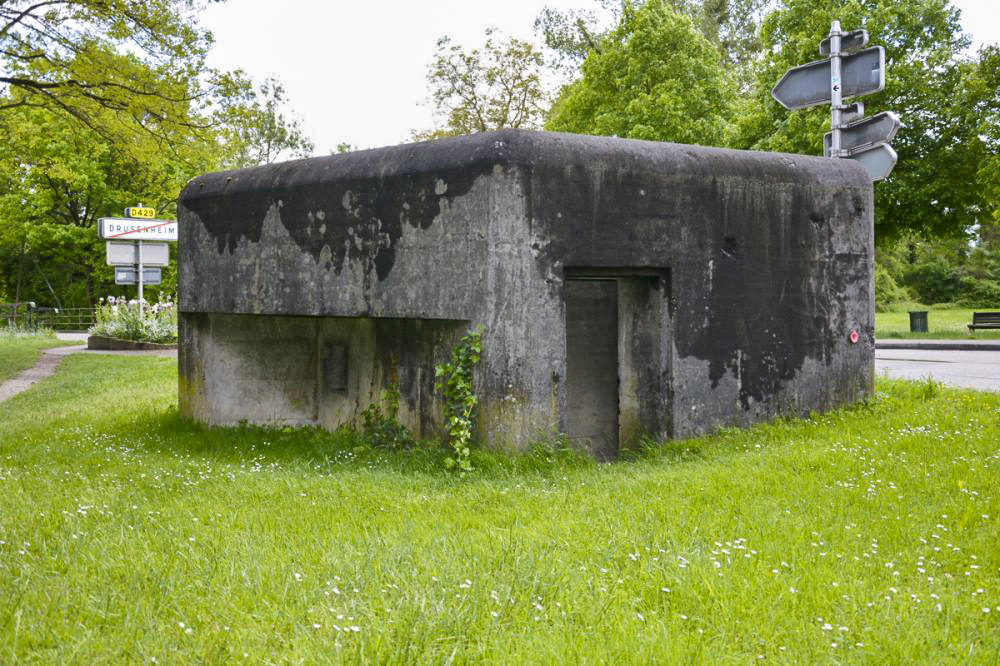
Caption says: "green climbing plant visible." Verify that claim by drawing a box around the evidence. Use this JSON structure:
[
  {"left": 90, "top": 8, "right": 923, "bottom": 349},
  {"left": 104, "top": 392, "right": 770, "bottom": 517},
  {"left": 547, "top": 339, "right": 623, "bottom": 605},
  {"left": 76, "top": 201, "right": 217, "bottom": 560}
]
[
  {"left": 360, "top": 380, "right": 414, "bottom": 450},
  {"left": 435, "top": 328, "right": 482, "bottom": 473}
]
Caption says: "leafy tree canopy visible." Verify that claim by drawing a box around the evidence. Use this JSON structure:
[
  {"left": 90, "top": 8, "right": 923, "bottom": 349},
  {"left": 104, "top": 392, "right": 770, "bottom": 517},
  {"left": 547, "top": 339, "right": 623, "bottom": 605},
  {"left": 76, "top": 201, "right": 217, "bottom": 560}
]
[
  {"left": 545, "top": 0, "right": 736, "bottom": 146},
  {"left": 416, "top": 28, "right": 549, "bottom": 139},
  {"left": 0, "top": 0, "right": 219, "bottom": 144},
  {"left": 535, "top": 0, "right": 770, "bottom": 90}
]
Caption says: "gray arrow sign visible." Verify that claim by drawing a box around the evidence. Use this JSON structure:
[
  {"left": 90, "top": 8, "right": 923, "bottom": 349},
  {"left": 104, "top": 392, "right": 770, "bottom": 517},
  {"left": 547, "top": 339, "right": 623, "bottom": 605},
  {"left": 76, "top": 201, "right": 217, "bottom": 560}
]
[
  {"left": 772, "top": 46, "right": 885, "bottom": 109},
  {"left": 820, "top": 28, "right": 869, "bottom": 56},
  {"left": 823, "top": 111, "right": 901, "bottom": 156},
  {"left": 844, "top": 142, "right": 897, "bottom": 181}
]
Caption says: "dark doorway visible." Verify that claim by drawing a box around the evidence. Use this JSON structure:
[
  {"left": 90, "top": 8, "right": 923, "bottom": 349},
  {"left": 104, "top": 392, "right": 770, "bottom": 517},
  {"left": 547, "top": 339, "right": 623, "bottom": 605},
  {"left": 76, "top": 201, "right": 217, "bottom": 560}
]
[
  {"left": 564, "top": 279, "right": 620, "bottom": 459},
  {"left": 564, "top": 269, "right": 671, "bottom": 459}
]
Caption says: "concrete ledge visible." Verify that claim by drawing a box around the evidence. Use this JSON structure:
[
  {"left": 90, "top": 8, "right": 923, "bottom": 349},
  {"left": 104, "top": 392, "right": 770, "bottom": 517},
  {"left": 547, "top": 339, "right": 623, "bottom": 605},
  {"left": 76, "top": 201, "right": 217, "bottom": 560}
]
[
  {"left": 876, "top": 339, "right": 1000, "bottom": 352},
  {"left": 87, "top": 335, "right": 177, "bottom": 351}
]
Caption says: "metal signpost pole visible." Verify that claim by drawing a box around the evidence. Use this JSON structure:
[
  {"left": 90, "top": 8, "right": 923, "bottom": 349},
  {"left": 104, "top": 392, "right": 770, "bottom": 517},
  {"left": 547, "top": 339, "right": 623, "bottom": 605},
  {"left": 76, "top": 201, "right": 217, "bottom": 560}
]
[
  {"left": 829, "top": 21, "right": 843, "bottom": 158},
  {"left": 138, "top": 239, "right": 144, "bottom": 317}
]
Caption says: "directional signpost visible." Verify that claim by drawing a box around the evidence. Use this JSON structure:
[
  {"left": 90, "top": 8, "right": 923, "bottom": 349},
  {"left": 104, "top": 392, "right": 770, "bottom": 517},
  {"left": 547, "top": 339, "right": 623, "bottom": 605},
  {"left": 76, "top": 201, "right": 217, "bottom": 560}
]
[
  {"left": 771, "top": 46, "right": 885, "bottom": 110},
  {"left": 98, "top": 205, "right": 178, "bottom": 315},
  {"left": 823, "top": 110, "right": 901, "bottom": 159},
  {"left": 772, "top": 21, "right": 900, "bottom": 181}
]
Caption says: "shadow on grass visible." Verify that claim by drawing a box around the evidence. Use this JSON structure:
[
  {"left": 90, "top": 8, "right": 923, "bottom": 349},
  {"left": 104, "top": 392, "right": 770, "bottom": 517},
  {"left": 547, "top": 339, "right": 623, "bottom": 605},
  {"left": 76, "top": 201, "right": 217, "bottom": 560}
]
[
  {"left": 128, "top": 408, "right": 599, "bottom": 480},
  {"left": 105, "top": 377, "right": 981, "bottom": 480}
]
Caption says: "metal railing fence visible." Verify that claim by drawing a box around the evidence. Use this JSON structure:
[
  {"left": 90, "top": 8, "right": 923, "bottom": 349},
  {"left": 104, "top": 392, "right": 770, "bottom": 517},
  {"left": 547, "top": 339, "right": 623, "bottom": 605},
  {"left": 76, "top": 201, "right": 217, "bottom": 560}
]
[{"left": 1, "top": 303, "right": 96, "bottom": 332}]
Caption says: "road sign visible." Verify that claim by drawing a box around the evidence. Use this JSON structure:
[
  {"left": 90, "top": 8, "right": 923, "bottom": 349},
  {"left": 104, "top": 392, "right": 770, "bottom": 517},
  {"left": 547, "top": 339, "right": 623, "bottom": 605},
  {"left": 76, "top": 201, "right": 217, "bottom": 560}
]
[
  {"left": 772, "top": 46, "right": 885, "bottom": 109},
  {"left": 824, "top": 111, "right": 901, "bottom": 157},
  {"left": 844, "top": 143, "right": 898, "bottom": 181},
  {"left": 98, "top": 217, "right": 178, "bottom": 241},
  {"left": 114, "top": 266, "right": 162, "bottom": 285},
  {"left": 106, "top": 241, "right": 170, "bottom": 266},
  {"left": 820, "top": 29, "right": 868, "bottom": 56},
  {"left": 125, "top": 206, "right": 155, "bottom": 219}
]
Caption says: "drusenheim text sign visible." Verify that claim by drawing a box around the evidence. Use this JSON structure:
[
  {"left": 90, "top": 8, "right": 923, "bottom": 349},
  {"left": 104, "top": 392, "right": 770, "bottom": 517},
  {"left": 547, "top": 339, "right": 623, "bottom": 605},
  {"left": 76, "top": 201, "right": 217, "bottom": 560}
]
[{"left": 98, "top": 217, "right": 178, "bottom": 241}]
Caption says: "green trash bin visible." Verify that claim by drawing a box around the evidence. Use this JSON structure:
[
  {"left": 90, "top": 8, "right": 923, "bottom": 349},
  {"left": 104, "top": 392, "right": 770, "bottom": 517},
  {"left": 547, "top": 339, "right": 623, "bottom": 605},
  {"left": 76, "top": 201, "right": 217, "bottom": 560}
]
[{"left": 909, "top": 311, "right": 928, "bottom": 333}]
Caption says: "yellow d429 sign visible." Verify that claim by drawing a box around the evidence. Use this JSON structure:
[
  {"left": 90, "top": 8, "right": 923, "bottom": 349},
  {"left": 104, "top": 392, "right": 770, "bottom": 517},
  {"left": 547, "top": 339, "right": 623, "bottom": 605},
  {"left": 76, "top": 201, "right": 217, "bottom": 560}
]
[{"left": 125, "top": 206, "right": 155, "bottom": 219}]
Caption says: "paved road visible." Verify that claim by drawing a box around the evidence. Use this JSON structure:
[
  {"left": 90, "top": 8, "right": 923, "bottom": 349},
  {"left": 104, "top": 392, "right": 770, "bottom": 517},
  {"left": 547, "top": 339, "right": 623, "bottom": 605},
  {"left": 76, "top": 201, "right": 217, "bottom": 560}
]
[{"left": 875, "top": 348, "right": 1000, "bottom": 392}]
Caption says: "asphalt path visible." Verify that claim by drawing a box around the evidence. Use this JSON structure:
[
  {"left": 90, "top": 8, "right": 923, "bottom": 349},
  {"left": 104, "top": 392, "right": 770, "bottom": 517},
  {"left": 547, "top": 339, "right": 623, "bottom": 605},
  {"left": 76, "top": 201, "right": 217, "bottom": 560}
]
[{"left": 875, "top": 348, "right": 1000, "bottom": 392}]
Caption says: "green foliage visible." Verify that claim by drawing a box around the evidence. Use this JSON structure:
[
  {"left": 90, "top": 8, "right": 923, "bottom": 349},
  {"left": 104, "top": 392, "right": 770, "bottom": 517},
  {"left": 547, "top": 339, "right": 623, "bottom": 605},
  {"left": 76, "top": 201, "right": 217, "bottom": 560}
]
[
  {"left": 734, "top": 0, "right": 995, "bottom": 243},
  {"left": 902, "top": 258, "right": 961, "bottom": 305},
  {"left": 956, "top": 276, "right": 1000, "bottom": 308},
  {"left": 879, "top": 231, "right": 1000, "bottom": 308},
  {"left": 546, "top": 0, "right": 736, "bottom": 146},
  {"left": 360, "top": 381, "right": 414, "bottom": 451},
  {"left": 0, "top": 0, "right": 214, "bottom": 146},
  {"left": 434, "top": 328, "right": 482, "bottom": 473},
  {"left": 212, "top": 74, "right": 315, "bottom": 169},
  {"left": 536, "top": 0, "right": 769, "bottom": 90},
  {"left": 874, "top": 262, "right": 908, "bottom": 312},
  {"left": 89, "top": 295, "right": 177, "bottom": 343},
  {"left": 416, "top": 29, "right": 548, "bottom": 139}
]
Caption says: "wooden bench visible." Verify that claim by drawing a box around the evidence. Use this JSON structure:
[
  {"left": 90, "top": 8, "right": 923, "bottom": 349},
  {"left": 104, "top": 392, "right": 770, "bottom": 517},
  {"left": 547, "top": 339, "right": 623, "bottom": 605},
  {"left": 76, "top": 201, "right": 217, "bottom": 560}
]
[{"left": 968, "top": 312, "right": 1000, "bottom": 331}]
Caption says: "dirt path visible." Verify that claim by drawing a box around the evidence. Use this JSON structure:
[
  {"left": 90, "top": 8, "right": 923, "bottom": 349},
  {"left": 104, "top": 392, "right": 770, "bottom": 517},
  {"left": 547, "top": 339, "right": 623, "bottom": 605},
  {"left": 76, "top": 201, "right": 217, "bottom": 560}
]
[
  {"left": 0, "top": 350, "right": 66, "bottom": 403},
  {"left": 0, "top": 344, "right": 176, "bottom": 404}
]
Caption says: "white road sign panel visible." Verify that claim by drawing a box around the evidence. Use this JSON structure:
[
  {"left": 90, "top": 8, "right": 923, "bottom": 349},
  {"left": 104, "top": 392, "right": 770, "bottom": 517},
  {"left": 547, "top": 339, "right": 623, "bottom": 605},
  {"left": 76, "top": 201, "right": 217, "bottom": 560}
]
[
  {"left": 105, "top": 241, "right": 170, "bottom": 266},
  {"left": 99, "top": 217, "right": 178, "bottom": 241},
  {"left": 114, "top": 266, "right": 163, "bottom": 285}
]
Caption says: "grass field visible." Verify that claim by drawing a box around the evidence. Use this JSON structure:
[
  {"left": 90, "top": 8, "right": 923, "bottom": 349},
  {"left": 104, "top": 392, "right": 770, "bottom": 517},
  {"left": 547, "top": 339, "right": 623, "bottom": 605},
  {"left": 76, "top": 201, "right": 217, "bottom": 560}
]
[
  {"left": 0, "top": 329, "right": 79, "bottom": 383},
  {"left": 1, "top": 352, "right": 998, "bottom": 663},
  {"left": 876, "top": 308, "right": 1000, "bottom": 339}
]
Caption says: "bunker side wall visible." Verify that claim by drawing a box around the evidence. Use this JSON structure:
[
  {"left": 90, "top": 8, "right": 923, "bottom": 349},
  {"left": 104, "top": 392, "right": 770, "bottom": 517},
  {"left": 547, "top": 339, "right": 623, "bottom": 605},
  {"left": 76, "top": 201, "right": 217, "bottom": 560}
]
[
  {"left": 178, "top": 161, "right": 563, "bottom": 447},
  {"left": 521, "top": 136, "right": 874, "bottom": 438}
]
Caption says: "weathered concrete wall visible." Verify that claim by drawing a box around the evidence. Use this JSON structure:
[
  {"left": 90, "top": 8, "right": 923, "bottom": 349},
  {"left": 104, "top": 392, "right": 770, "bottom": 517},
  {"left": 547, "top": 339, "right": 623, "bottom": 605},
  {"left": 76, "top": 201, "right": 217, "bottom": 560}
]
[{"left": 178, "top": 129, "right": 874, "bottom": 454}]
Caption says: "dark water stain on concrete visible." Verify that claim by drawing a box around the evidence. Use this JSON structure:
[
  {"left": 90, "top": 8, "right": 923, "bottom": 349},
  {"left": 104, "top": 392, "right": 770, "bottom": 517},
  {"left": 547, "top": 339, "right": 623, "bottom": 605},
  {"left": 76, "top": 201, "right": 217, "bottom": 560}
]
[{"left": 183, "top": 154, "right": 481, "bottom": 281}]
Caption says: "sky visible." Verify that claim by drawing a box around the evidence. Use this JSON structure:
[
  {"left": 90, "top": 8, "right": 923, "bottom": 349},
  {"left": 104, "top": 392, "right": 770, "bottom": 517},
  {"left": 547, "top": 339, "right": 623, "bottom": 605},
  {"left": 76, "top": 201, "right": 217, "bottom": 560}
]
[{"left": 200, "top": 0, "right": 1000, "bottom": 156}]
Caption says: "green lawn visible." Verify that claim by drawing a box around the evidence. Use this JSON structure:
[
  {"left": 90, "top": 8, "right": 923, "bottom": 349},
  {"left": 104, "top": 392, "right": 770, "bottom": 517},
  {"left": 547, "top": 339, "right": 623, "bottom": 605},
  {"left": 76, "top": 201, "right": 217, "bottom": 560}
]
[
  {"left": 1, "top": 353, "right": 998, "bottom": 663},
  {"left": 0, "top": 329, "right": 80, "bottom": 383},
  {"left": 876, "top": 307, "right": 1000, "bottom": 339}
]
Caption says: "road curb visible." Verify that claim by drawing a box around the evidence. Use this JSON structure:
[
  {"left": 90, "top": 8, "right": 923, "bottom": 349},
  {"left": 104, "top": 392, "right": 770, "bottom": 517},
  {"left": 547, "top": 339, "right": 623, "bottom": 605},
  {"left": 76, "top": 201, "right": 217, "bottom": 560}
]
[{"left": 876, "top": 340, "right": 1000, "bottom": 351}]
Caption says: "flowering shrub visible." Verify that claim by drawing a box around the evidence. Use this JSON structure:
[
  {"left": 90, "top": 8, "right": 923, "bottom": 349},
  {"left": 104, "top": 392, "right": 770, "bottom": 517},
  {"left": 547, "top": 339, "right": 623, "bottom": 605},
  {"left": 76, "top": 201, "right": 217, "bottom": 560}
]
[{"left": 89, "top": 295, "right": 177, "bottom": 343}]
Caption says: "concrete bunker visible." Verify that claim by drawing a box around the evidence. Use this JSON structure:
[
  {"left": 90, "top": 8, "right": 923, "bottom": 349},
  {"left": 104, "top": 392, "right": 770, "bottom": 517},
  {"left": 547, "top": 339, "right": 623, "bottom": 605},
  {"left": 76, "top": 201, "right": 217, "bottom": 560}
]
[{"left": 178, "top": 129, "right": 874, "bottom": 458}]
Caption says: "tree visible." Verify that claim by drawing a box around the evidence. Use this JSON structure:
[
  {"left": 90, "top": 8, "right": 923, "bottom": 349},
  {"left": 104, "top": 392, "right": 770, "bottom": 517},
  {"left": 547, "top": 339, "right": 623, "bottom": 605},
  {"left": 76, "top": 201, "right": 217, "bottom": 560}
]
[
  {"left": 545, "top": 0, "right": 736, "bottom": 146},
  {"left": 733, "top": 0, "right": 998, "bottom": 243},
  {"left": 1, "top": 0, "right": 217, "bottom": 146},
  {"left": 0, "top": 102, "right": 205, "bottom": 309},
  {"left": 535, "top": 0, "right": 769, "bottom": 90},
  {"left": 212, "top": 74, "right": 314, "bottom": 169},
  {"left": 416, "top": 28, "right": 549, "bottom": 139},
  {"left": 969, "top": 46, "right": 1000, "bottom": 225}
]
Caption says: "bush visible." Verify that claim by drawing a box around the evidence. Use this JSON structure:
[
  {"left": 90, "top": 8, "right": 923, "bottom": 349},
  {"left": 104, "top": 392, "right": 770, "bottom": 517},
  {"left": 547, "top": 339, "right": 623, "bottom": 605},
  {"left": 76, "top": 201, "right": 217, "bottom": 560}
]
[
  {"left": 875, "top": 264, "right": 909, "bottom": 312},
  {"left": 956, "top": 276, "right": 1000, "bottom": 308},
  {"left": 89, "top": 295, "right": 177, "bottom": 343},
  {"left": 902, "top": 260, "right": 961, "bottom": 305}
]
